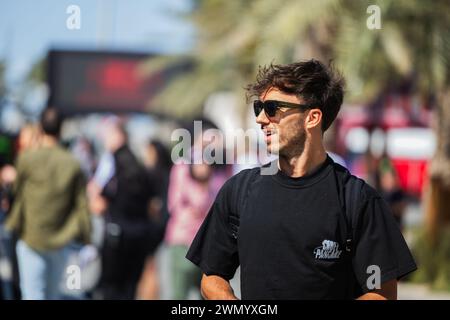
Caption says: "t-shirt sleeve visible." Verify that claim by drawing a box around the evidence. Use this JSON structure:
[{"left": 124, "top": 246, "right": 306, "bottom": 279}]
[
  {"left": 186, "top": 175, "right": 240, "bottom": 280},
  {"left": 352, "top": 186, "right": 417, "bottom": 294}
]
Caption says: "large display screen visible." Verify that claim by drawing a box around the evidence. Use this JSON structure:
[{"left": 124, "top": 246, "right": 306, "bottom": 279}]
[{"left": 47, "top": 50, "right": 185, "bottom": 115}]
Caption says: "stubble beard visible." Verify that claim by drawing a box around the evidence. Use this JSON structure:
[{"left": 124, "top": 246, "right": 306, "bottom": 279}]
[{"left": 278, "top": 125, "right": 307, "bottom": 160}]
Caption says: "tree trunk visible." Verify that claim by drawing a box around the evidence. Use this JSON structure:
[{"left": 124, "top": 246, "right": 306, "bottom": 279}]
[{"left": 426, "top": 88, "right": 450, "bottom": 246}]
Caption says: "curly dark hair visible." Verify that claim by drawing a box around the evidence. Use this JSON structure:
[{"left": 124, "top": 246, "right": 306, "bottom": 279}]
[{"left": 245, "top": 59, "right": 345, "bottom": 132}]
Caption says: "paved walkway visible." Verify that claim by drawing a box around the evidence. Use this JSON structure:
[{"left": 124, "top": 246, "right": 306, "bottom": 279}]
[{"left": 398, "top": 283, "right": 450, "bottom": 300}]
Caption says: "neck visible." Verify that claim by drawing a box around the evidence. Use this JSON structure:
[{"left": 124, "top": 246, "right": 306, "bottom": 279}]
[
  {"left": 278, "top": 137, "right": 327, "bottom": 178},
  {"left": 41, "top": 135, "right": 58, "bottom": 147}
]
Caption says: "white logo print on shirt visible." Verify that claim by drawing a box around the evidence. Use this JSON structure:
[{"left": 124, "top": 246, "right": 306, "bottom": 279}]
[{"left": 313, "top": 240, "right": 342, "bottom": 259}]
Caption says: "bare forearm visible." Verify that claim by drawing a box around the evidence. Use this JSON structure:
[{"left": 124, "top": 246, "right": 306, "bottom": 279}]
[
  {"left": 356, "top": 279, "right": 398, "bottom": 300},
  {"left": 201, "top": 274, "right": 238, "bottom": 300},
  {"left": 357, "top": 292, "right": 389, "bottom": 300}
]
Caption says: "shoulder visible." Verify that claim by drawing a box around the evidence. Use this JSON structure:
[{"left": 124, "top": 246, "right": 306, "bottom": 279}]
[
  {"left": 332, "top": 161, "right": 376, "bottom": 194},
  {"left": 55, "top": 147, "right": 82, "bottom": 170},
  {"left": 15, "top": 149, "right": 42, "bottom": 169},
  {"left": 332, "top": 160, "right": 384, "bottom": 208},
  {"left": 227, "top": 166, "right": 261, "bottom": 187},
  {"left": 208, "top": 167, "right": 261, "bottom": 215},
  {"left": 214, "top": 166, "right": 261, "bottom": 202},
  {"left": 15, "top": 149, "right": 32, "bottom": 164},
  {"left": 57, "top": 147, "right": 77, "bottom": 161}
]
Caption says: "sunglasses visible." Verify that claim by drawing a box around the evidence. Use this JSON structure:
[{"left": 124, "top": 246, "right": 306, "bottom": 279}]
[{"left": 253, "top": 100, "right": 315, "bottom": 118}]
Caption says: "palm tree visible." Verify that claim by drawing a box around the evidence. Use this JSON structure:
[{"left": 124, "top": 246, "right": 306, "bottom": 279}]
[
  {"left": 337, "top": 0, "right": 450, "bottom": 235},
  {"left": 144, "top": 0, "right": 342, "bottom": 118},
  {"left": 0, "top": 60, "right": 6, "bottom": 103},
  {"left": 334, "top": 0, "right": 450, "bottom": 288}
]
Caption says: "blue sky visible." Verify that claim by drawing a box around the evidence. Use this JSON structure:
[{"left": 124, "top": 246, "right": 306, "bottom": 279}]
[{"left": 0, "top": 0, "right": 195, "bottom": 86}]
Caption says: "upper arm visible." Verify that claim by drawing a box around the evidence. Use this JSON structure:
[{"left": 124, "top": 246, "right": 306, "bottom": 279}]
[
  {"left": 186, "top": 175, "right": 240, "bottom": 280},
  {"left": 351, "top": 188, "right": 417, "bottom": 296},
  {"left": 12, "top": 154, "right": 26, "bottom": 194}
]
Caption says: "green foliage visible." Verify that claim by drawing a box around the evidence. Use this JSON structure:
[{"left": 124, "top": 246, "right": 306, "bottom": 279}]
[
  {"left": 148, "top": 0, "right": 450, "bottom": 117},
  {"left": 336, "top": 0, "right": 450, "bottom": 101},
  {"left": 27, "top": 58, "right": 47, "bottom": 84},
  {"left": 411, "top": 226, "right": 450, "bottom": 291}
]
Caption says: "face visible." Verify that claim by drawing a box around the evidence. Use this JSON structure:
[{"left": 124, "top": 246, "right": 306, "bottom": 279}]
[
  {"left": 145, "top": 144, "right": 158, "bottom": 169},
  {"left": 256, "top": 88, "right": 308, "bottom": 157},
  {"left": 103, "top": 124, "right": 126, "bottom": 153}
]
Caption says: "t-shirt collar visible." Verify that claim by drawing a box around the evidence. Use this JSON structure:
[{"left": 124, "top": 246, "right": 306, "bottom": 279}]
[{"left": 270, "top": 154, "right": 334, "bottom": 188}]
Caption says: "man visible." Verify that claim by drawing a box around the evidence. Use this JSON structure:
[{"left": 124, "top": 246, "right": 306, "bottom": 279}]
[
  {"left": 6, "top": 107, "right": 91, "bottom": 299},
  {"left": 186, "top": 60, "right": 417, "bottom": 300},
  {"left": 89, "top": 119, "right": 157, "bottom": 299},
  {"left": 164, "top": 123, "right": 230, "bottom": 299}
]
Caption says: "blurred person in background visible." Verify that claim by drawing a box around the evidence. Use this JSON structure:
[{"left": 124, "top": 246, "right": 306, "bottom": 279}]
[
  {"left": 164, "top": 120, "right": 230, "bottom": 299},
  {"left": 89, "top": 118, "right": 157, "bottom": 300},
  {"left": 70, "top": 136, "right": 97, "bottom": 180},
  {"left": 0, "top": 156, "right": 17, "bottom": 299},
  {"left": 61, "top": 136, "right": 101, "bottom": 300},
  {"left": 5, "top": 107, "right": 92, "bottom": 300},
  {"left": 376, "top": 156, "right": 407, "bottom": 230},
  {"left": 0, "top": 124, "right": 41, "bottom": 300},
  {"left": 136, "top": 139, "right": 172, "bottom": 300},
  {"left": 17, "top": 123, "right": 41, "bottom": 153},
  {"left": 144, "top": 139, "right": 172, "bottom": 243},
  {"left": 323, "top": 126, "right": 347, "bottom": 168}
]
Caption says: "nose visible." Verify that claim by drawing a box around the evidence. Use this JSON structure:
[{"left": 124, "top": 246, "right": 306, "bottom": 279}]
[{"left": 256, "top": 109, "right": 270, "bottom": 126}]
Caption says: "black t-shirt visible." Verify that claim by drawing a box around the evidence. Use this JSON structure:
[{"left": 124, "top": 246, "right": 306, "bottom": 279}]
[{"left": 186, "top": 156, "right": 417, "bottom": 299}]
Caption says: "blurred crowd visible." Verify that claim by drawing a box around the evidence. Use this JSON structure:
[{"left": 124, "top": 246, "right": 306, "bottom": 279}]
[{"left": 0, "top": 107, "right": 237, "bottom": 300}]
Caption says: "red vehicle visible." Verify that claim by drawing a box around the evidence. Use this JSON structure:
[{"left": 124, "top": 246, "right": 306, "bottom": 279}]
[{"left": 336, "top": 95, "right": 435, "bottom": 198}]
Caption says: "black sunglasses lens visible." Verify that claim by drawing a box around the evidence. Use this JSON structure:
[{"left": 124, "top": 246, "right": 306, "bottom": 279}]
[
  {"left": 254, "top": 100, "right": 279, "bottom": 117},
  {"left": 264, "top": 101, "right": 278, "bottom": 117},
  {"left": 253, "top": 100, "right": 263, "bottom": 117}
]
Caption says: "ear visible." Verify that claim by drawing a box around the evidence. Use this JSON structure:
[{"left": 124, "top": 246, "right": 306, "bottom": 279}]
[{"left": 305, "top": 109, "right": 322, "bottom": 130}]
